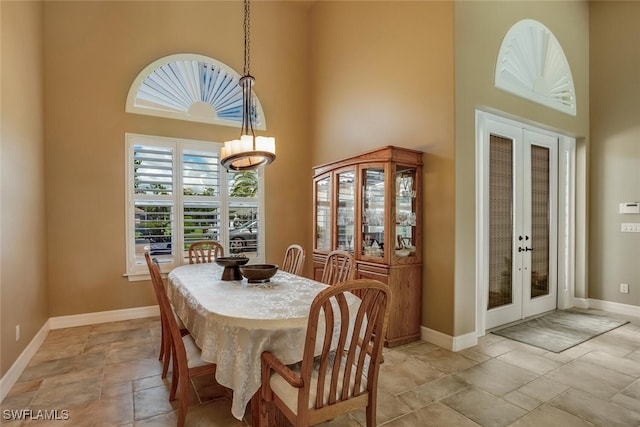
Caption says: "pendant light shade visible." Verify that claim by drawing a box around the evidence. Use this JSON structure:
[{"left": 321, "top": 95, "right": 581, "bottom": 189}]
[{"left": 220, "top": 0, "right": 276, "bottom": 171}]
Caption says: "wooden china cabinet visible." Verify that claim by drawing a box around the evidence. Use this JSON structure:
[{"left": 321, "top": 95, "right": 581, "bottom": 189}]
[{"left": 312, "top": 146, "right": 423, "bottom": 347}]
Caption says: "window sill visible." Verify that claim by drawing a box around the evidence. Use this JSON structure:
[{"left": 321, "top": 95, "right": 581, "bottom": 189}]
[{"left": 123, "top": 272, "right": 167, "bottom": 282}]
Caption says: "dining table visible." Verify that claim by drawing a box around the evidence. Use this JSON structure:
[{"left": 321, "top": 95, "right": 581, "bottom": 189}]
[{"left": 166, "top": 261, "right": 360, "bottom": 424}]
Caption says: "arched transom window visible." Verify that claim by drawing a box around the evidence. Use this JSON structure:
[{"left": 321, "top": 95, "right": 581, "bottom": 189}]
[
  {"left": 126, "top": 53, "right": 266, "bottom": 129},
  {"left": 495, "top": 19, "right": 576, "bottom": 116}
]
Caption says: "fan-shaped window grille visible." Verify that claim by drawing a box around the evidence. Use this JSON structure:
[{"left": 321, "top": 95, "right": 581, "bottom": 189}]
[
  {"left": 495, "top": 19, "right": 576, "bottom": 116},
  {"left": 126, "top": 53, "right": 266, "bottom": 129}
]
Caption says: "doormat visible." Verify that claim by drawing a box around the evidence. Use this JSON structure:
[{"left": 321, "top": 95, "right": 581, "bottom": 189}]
[{"left": 491, "top": 309, "right": 628, "bottom": 353}]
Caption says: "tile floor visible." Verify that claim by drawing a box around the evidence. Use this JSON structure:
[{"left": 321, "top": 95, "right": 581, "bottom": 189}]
[{"left": 2, "top": 309, "right": 640, "bottom": 426}]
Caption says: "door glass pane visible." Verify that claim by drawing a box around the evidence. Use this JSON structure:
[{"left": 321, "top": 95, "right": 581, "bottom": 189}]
[
  {"left": 488, "top": 135, "right": 513, "bottom": 309},
  {"left": 316, "top": 176, "right": 331, "bottom": 251},
  {"left": 362, "top": 167, "right": 385, "bottom": 259},
  {"left": 395, "top": 167, "right": 417, "bottom": 256},
  {"left": 336, "top": 171, "right": 355, "bottom": 254},
  {"left": 530, "top": 145, "right": 550, "bottom": 298}
]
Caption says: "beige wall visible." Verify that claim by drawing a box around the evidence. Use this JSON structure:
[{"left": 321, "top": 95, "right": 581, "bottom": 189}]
[
  {"left": 589, "top": 2, "right": 640, "bottom": 305},
  {"left": 309, "top": 1, "right": 456, "bottom": 333},
  {"left": 454, "top": 1, "right": 590, "bottom": 335},
  {"left": 1, "top": 1, "right": 49, "bottom": 376},
  {"left": 42, "top": 1, "right": 312, "bottom": 317}
]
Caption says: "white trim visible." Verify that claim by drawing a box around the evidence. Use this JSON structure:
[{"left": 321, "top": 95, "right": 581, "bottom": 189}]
[
  {"left": 420, "top": 326, "right": 478, "bottom": 352},
  {"left": 475, "top": 110, "right": 489, "bottom": 337},
  {"left": 586, "top": 298, "right": 640, "bottom": 318},
  {"left": 452, "top": 331, "right": 479, "bottom": 352},
  {"left": 557, "top": 136, "right": 576, "bottom": 310},
  {"left": 49, "top": 305, "right": 159, "bottom": 330},
  {"left": 0, "top": 320, "right": 50, "bottom": 401},
  {"left": 572, "top": 297, "right": 589, "bottom": 309}
]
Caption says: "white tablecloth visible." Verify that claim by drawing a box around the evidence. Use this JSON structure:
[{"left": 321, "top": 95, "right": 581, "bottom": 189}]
[{"left": 166, "top": 263, "right": 357, "bottom": 420}]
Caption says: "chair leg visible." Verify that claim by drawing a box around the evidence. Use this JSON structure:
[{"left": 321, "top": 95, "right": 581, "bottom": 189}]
[
  {"left": 161, "top": 327, "right": 171, "bottom": 379},
  {"left": 169, "top": 351, "right": 179, "bottom": 401},
  {"left": 366, "top": 395, "right": 377, "bottom": 427},
  {"left": 177, "top": 371, "right": 189, "bottom": 427},
  {"left": 159, "top": 319, "right": 165, "bottom": 361}
]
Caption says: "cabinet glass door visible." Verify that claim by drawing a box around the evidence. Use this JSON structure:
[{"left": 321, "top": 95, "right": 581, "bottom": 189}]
[
  {"left": 336, "top": 170, "right": 355, "bottom": 254},
  {"left": 315, "top": 175, "right": 331, "bottom": 251},
  {"left": 362, "top": 167, "right": 385, "bottom": 259},
  {"left": 395, "top": 167, "right": 417, "bottom": 257}
]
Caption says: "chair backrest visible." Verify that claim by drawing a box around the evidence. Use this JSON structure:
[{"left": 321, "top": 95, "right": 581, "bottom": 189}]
[
  {"left": 282, "top": 244, "right": 305, "bottom": 275},
  {"left": 321, "top": 250, "right": 356, "bottom": 286},
  {"left": 299, "top": 279, "right": 390, "bottom": 420},
  {"left": 145, "top": 252, "right": 188, "bottom": 362},
  {"left": 188, "top": 241, "right": 224, "bottom": 264}
]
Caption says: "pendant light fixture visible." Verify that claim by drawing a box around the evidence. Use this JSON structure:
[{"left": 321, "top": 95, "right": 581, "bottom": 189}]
[{"left": 220, "top": 0, "right": 276, "bottom": 171}]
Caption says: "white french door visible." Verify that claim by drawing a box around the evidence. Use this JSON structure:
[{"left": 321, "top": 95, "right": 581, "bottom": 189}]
[{"left": 482, "top": 118, "right": 559, "bottom": 330}]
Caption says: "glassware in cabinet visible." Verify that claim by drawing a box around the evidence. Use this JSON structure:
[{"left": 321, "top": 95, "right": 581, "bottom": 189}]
[
  {"left": 362, "top": 167, "right": 385, "bottom": 259},
  {"left": 395, "top": 166, "right": 417, "bottom": 257},
  {"left": 315, "top": 175, "right": 331, "bottom": 252},
  {"left": 336, "top": 170, "right": 355, "bottom": 254}
]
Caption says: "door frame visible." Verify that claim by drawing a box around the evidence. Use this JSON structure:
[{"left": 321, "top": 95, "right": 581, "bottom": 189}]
[{"left": 475, "top": 110, "right": 576, "bottom": 335}]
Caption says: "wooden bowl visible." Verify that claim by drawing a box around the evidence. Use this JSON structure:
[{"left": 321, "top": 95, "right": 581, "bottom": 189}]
[
  {"left": 239, "top": 264, "right": 279, "bottom": 283},
  {"left": 215, "top": 257, "right": 250, "bottom": 281},
  {"left": 215, "top": 257, "right": 250, "bottom": 267}
]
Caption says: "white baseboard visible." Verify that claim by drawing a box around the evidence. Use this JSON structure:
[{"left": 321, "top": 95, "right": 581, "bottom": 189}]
[
  {"left": 49, "top": 305, "right": 159, "bottom": 329},
  {"left": 421, "top": 326, "right": 478, "bottom": 352},
  {"left": 586, "top": 298, "right": 640, "bottom": 318},
  {"left": 572, "top": 297, "right": 589, "bottom": 309},
  {"left": 0, "top": 320, "right": 50, "bottom": 402},
  {"left": 1, "top": 305, "right": 160, "bottom": 401},
  {"left": 452, "top": 331, "right": 479, "bottom": 351}
]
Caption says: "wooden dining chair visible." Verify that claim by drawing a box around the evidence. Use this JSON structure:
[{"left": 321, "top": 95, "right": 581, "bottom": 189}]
[
  {"left": 259, "top": 279, "right": 391, "bottom": 427},
  {"left": 188, "top": 241, "right": 224, "bottom": 264},
  {"left": 147, "top": 256, "right": 218, "bottom": 427},
  {"left": 144, "top": 252, "right": 189, "bottom": 379},
  {"left": 282, "top": 244, "right": 305, "bottom": 276},
  {"left": 320, "top": 250, "right": 356, "bottom": 286}
]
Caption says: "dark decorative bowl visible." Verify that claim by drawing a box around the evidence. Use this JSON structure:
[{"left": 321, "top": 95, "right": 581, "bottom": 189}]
[
  {"left": 239, "top": 264, "right": 279, "bottom": 283},
  {"left": 215, "top": 257, "right": 250, "bottom": 281}
]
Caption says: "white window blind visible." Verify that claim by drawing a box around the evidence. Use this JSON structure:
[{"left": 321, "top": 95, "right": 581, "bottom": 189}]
[{"left": 125, "top": 133, "right": 264, "bottom": 279}]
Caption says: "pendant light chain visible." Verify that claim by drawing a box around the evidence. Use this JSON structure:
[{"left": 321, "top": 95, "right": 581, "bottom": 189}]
[
  {"left": 220, "top": 0, "right": 276, "bottom": 171},
  {"left": 241, "top": 0, "right": 254, "bottom": 137},
  {"left": 243, "top": 0, "right": 250, "bottom": 76}
]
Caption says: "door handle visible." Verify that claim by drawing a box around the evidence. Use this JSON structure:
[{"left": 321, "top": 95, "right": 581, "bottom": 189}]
[{"left": 525, "top": 247, "right": 533, "bottom": 252}]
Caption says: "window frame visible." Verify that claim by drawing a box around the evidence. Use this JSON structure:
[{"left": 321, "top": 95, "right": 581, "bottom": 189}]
[{"left": 125, "top": 133, "right": 265, "bottom": 280}]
